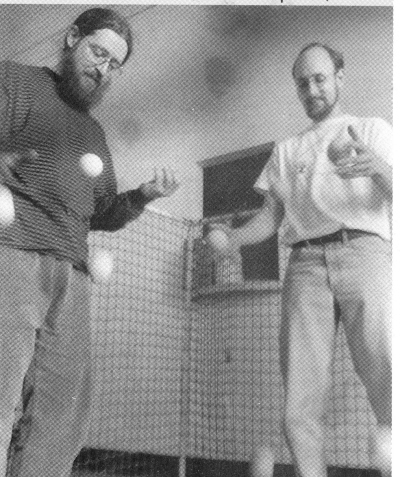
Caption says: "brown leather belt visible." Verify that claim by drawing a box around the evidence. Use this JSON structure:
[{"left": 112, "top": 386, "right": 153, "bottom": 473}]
[{"left": 292, "top": 229, "right": 377, "bottom": 249}]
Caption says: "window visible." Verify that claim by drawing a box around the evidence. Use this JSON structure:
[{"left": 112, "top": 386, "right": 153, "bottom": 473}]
[{"left": 195, "top": 142, "right": 279, "bottom": 294}]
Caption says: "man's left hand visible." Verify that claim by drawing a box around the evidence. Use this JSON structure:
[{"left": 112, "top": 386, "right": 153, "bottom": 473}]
[
  {"left": 139, "top": 167, "right": 180, "bottom": 200},
  {"left": 335, "top": 126, "right": 386, "bottom": 179}
]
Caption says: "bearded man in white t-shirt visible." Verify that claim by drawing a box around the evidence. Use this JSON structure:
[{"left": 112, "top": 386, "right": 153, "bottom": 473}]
[{"left": 209, "top": 43, "right": 392, "bottom": 477}]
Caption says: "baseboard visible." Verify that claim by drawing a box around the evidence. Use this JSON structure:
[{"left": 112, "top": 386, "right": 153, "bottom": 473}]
[
  {"left": 73, "top": 448, "right": 179, "bottom": 476},
  {"left": 73, "top": 450, "right": 382, "bottom": 477}
]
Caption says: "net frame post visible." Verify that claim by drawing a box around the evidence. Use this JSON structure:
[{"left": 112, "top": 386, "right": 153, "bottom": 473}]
[{"left": 178, "top": 221, "right": 197, "bottom": 477}]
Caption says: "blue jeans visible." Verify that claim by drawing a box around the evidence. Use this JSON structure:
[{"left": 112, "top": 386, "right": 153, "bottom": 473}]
[
  {"left": 280, "top": 235, "right": 391, "bottom": 477},
  {"left": 0, "top": 247, "right": 91, "bottom": 477}
]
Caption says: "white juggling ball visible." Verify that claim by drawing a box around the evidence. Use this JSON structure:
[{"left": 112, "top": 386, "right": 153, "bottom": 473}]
[
  {"left": 373, "top": 425, "right": 391, "bottom": 475},
  {"left": 207, "top": 229, "right": 230, "bottom": 253},
  {"left": 0, "top": 185, "right": 15, "bottom": 227},
  {"left": 251, "top": 446, "right": 275, "bottom": 477},
  {"left": 80, "top": 153, "right": 103, "bottom": 177},
  {"left": 89, "top": 249, "right": 114, "bottom": 283},
  {"left": 327, "top": 126, "right": 357, "bottom": 164}
]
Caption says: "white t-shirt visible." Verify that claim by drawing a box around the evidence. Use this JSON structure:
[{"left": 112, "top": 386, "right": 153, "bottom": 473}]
[{"left": 254, "top": 115, "right": 392, "bottom": 244}]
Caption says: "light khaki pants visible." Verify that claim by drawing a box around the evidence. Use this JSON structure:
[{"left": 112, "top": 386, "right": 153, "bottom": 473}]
[
  {"left": 0, "top": 247, "right": 91, "bottom": 477},
  {"left": 280, "top": 235, "right": 392, "bottom": 477}
]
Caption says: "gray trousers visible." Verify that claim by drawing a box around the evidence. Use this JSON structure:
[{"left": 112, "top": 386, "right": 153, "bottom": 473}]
[
  {"left": 0, "top": 246, "right": 91, "bottom": 477},
  {"left": 280, "top": 235, "right": 392, "bottom": 477}
]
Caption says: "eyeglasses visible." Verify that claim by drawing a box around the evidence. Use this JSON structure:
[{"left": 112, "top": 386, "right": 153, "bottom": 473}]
[
  {"left": 296, "top": 73, "right": 329, "bottom": 91},
  {"left": 87, "top": 42, "right": 124, "bottom": 76}
]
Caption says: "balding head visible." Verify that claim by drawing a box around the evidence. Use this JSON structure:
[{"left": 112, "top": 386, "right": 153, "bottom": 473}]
[{"left": 292, "top": 43, "right": 344, "bottom": 79}]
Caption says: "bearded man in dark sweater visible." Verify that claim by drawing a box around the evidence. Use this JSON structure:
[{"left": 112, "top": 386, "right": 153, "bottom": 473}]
[{"left": 0, "top": 8, "right": 179, "bottom": 477}]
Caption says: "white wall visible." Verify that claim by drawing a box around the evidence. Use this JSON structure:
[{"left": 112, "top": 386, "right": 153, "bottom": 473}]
[{"left": 0, "top": 4, "right": 392, "bottom": 220}]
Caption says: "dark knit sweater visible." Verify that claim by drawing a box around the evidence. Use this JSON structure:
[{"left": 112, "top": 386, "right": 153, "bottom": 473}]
[{"left": 0, "top": 61, "right": 149, "bottom": 273}]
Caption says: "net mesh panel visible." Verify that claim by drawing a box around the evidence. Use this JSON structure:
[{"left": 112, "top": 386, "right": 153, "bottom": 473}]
[
  {"left": 79, "top": 211, "right": 377, "bottom": 474},
  {"left": 79, "top": 210, "right": 189, "bottom": 476}
]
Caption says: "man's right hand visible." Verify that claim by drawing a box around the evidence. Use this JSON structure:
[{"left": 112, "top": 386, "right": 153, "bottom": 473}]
[
  {"left": 139, "top": 166, "right": 179, "bottom": 201},
  {"left": 0, "top": 149, "right": 38, "bottom": 183}
]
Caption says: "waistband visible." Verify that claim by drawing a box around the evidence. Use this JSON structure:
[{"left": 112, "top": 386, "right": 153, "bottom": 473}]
[{"left": 292, "top": 229, "right": 378, "bottom": 249}]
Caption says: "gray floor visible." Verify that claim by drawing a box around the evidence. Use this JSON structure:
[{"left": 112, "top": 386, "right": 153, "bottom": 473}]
[{"left": 71, "top": 471, "right": 173, "bottom": 477}]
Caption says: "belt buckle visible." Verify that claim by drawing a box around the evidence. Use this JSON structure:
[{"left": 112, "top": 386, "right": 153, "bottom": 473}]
[{"left": 340, "top": 229, "right": 349, "bottom": 244}]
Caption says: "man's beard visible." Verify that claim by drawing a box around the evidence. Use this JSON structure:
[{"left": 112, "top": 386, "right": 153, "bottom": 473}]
[
  {"left": 305, "top": 87, "right": 339, "bottom": 122},
  {"left": 58, "top": 49, "right": 110, "bottom": 112}
]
